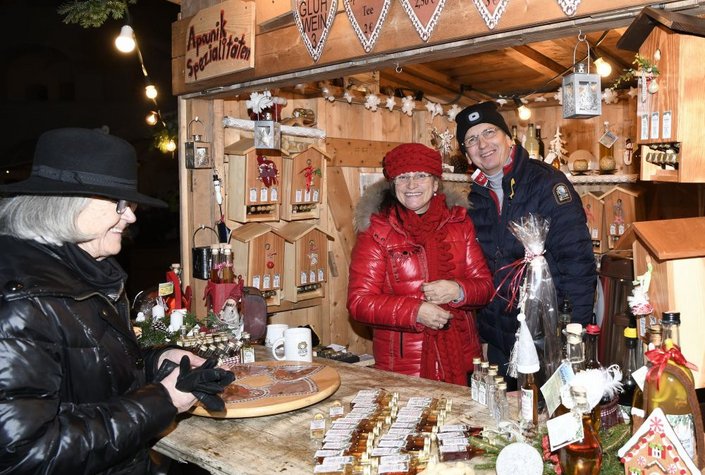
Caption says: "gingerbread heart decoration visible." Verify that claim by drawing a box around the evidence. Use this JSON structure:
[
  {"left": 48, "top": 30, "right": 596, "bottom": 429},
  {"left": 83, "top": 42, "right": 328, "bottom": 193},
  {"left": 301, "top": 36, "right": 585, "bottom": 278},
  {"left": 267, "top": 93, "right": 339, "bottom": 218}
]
[
  {"left": 292, "top": 0, "right": 338, "bottom": 62},
  {"left": 557, "top": 0, "right": 581, "bottom": 16},
  {"left": 399, "top": 0, "right": 447, "bottom": 42},
  {"left": 472, "top": 0, "right": 509, "bottom": 30},
  {"left": 344, "top": 0, "right": 391, "bottom": 53}
]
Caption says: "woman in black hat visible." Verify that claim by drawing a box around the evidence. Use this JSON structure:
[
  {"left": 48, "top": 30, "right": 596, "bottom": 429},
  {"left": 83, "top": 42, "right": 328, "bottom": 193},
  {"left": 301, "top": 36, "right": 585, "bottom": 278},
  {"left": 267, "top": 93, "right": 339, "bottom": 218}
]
[{"left": 0, "top": 128, "right": 232, "bottom": 474}]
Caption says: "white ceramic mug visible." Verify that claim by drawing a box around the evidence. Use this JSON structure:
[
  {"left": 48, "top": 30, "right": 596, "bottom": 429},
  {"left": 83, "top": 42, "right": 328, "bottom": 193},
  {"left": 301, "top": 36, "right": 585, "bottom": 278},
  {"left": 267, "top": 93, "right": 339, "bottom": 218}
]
[
  {"left": 271, "top": 327, "right": 312, "bottom": 362},
  {"left": 265, "top": 323, "right": 289, "bottom": 348}
]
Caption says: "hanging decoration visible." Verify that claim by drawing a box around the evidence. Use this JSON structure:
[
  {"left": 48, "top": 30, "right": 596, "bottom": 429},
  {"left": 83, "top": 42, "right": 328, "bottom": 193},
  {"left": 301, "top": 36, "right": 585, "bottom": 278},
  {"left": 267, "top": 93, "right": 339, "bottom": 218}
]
[
  {"left": 399, "top": 0, "right": 447, "bottom": 42},
  {"left": 292, "top": 0, "right": 338, "bottom": 62},
  {"left": 446, "top": 104, "right": 461, "bottom": 121},
  {"left": 385, "top": 95, "right": 396, "bottom": 111},
  {"left": 556, "top": 0, "right": 581, "bottom": 16},
  {"left": 257, "top": 154, "right": 279, "bottom": 187},
  {"left": 343, "top": 0, "right": 391, "bottom": 53},
  {"left": 562, "top": 32, "right": 601, "bottom": 119},
  {"left": 424, "top": 100, "right": 443, "bottom": 118},
  {"left": 401, "top": 95, "right": 416, "bottom": 116},
  {"left": 299, "top": 159, "right": 321, "bottom": 192},
  {"left": 472, "top": 0, "right": 509, "bottom": 30},
  {"left": 364, "top": 93, "right": 381, "bottom": 111},
  {"left": 430, "top": 128, "right": 454, "bottom": 159}
]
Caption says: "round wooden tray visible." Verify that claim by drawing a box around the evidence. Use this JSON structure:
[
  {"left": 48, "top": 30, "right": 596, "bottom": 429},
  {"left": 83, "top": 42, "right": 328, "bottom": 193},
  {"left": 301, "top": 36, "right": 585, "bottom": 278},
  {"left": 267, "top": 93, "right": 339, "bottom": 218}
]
[{"left": 191, "top": 360, "right": 340, "bottom": 418}]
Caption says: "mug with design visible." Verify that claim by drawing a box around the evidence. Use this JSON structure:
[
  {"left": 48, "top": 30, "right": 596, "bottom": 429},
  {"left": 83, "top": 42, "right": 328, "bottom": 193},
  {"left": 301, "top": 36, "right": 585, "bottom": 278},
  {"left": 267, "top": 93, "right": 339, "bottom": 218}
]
[
  {"left": 265, "top": 323, "right": 289, "bottom": 348},
  {"left": 271, "top": 327, "right": 312, "bottom": 362}
]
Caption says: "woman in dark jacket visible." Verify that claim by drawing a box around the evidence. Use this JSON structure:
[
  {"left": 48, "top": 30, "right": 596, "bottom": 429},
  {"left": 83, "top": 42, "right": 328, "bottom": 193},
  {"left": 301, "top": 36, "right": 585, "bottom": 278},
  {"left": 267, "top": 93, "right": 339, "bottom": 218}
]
[
  {"left": 347, "top": 143, "right": 493, "bottom": 385},
  {"left": 0, "top": 128, "right": 231, "bottom": 474}
]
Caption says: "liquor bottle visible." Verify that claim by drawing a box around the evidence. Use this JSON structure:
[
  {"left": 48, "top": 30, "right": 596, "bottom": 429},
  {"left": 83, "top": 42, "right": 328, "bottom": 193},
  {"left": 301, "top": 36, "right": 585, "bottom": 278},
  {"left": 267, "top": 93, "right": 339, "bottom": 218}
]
[
  {"left": 485, "top": 367, "right": 498, "bottom": 414},
  {"left": 535, "top": 124, "right": 545, "bottom": 160},
  {"left": 618, "top": 326, "right": 639, "bottom": 417},
  {"left": 559, "top": 385, "right": 603, "bottom": 475},
  {"left": 520, "top": 371, "right": 539, "bottom": 427},
  {"left": 477, "top": 361, "right": 489, "bottom": 406},
  {"left": 558, "top": 297, "right": 573, "bottom": 360},
  {"left": 221, "top": 245, "right": 234, "bottom": 283},
  {"left": 470, "top": 357, "right": 482, "bottom": 402},
  {"left": 494, "top": 381, "right": 509, "bottom": 425},
  {"left": 631, "top": 323, "right": 662, "bottom": 421},
  {"left": 240, "top": 332, "right": 255, "bottom": 363},
  {"left": 584, "top": 315, "right": 601, "bottom": 370},
  {"left": 525, "top": 123, "right": 540, "bottom": 160},
  {"left": 209, "top": 244, "right": 221, "bottom": 283},
  {"left": 660, "top": 311, "right": 681, "bottom": 345},
  {"left": 645, "top": 339, "right": 697, "bottom": 460},
  {"left": 564, "top": 323, "right": 586, "bottom": 373},
  {"left": 511, "top": 125, "right": 519, "bottom": 146}
]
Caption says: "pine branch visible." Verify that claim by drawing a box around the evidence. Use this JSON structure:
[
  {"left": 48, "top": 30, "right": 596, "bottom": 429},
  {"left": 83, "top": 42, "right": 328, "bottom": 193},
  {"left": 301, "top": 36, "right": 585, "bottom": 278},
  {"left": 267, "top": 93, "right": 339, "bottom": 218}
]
[{"left": 58, "top": 0, "right": 137, "bottom": 28}]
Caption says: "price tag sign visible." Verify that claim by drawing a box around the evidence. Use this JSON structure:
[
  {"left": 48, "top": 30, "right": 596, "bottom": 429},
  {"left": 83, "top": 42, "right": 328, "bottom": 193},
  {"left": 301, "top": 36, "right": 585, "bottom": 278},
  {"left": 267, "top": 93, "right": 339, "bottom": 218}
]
[
  {"left": 599, "top": 130, "right": 618, "bottom": 149},
  {"left": 547, "top": 412, "right": 584, "bottom": 451}
]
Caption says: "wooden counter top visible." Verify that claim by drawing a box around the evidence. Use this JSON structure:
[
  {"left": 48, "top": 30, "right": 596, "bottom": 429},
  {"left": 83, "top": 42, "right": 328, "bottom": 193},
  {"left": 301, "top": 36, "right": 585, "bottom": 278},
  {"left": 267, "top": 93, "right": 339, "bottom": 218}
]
[{"left": 154, "top": 347, "right": 511, "bottom": 474}]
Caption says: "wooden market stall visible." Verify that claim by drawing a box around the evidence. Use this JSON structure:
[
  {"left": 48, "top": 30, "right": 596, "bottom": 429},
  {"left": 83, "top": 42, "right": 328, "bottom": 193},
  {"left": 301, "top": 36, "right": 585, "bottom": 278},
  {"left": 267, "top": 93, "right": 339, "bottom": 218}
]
[{"left": 169, "top": 0, "right": 705, "bottom": 358}]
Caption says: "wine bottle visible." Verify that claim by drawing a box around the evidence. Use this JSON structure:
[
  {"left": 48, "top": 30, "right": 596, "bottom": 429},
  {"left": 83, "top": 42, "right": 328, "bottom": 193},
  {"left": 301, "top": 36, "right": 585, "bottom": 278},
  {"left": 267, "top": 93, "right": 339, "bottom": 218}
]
[
  {"left": 535, "top": 124, "right": 545, "bottom": 160},
  {"left": 525, "top": 123, "right": 540, "bottom": 160}
]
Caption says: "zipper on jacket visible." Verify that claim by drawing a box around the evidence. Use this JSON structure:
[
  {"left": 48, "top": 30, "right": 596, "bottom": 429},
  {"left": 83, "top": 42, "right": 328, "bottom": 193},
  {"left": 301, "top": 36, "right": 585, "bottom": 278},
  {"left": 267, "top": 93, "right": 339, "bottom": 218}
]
[{"left": 399, "top": 332, "right": 404, "bottom": 358}]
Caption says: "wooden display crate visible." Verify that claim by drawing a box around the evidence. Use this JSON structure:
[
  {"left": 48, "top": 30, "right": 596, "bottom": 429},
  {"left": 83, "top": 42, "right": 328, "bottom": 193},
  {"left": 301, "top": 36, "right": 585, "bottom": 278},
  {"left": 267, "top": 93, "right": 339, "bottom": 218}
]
[
  {"left": 600, "top": 185, "right": 645, "bottom": 250},
  {"left": 229, "top": 222, "right": 284, "bottom": 306},
  {"left": 580, "top": 191, "right": 606, "bottom": 254},
  {"left": 273, "top": 222, "right": 334, "bottom": 303},
  {"left": 280, "top": 146, "right": 330, "bottom": 221},
  {"left": 225, "top": 138, "right": 286, "bottom": 223}
]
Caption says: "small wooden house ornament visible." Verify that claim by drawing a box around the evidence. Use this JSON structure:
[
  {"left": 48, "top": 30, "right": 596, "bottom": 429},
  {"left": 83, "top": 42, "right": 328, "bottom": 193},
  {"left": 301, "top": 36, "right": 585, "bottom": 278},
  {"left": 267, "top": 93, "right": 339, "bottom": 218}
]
[
  {"left": 618, "top": 408, "right": 699, "bottom": 474},
  {"left": 600, "top": 185, "right": 645, "bottom": 250},
  {"left": 580, "top": 191, "right": 606, "bottom": 253},
  {"left": 225, "top": 138, "right": 287, "bottom": 223},
  {"left": 229, "top": 222, "right": 285, "bottom": 306},
  {"left": 280, "top": 145, "right": 330, "bottom": 221},
  {"left": 273, "top": 222, "right": 334, "bottom": 303}
]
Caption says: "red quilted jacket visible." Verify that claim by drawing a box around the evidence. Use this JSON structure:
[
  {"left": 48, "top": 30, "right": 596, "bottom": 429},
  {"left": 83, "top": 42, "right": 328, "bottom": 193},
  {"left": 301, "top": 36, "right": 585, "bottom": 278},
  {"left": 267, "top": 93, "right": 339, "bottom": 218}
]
[{"left": 347, "top": 183, "right": 493, "bottom": 382}]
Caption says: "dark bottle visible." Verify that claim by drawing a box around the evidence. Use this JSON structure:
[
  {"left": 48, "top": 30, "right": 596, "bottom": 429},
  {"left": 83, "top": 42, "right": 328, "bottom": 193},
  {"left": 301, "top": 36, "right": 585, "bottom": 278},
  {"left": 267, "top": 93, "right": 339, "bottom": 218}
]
[
  {"left": 558, "top": 297, "right": 573, "bottom": 360},
  {"left": 536, "top": 124, "right": 545, "bottom": 160},
  {"left": 511, "top": 125, "right": 519, "bottom": 145},
  {"left": 520, "top": 371, "right": 539, "bottom": 427},
  {"left": 584, "top": 315, "right": 601, "bottom": 370},
  {"left": 660, "top": 311, "right": 681, "bottom": 345},
  {"left": 619, "top": 327, "right": 639, "bottom": 412}
]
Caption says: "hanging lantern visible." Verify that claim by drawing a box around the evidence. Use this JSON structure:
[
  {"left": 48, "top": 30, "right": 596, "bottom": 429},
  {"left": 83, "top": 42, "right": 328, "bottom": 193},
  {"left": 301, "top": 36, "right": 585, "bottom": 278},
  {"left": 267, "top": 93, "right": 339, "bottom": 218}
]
[
  {"left": 254, "top": 111, "right": 282, "bottom": 151},
  {"left": 562, "top": 33, "right": 602, "bottom": 119},
  {"left": 184, "top": 117, "right": 212, "bottom": 169}
]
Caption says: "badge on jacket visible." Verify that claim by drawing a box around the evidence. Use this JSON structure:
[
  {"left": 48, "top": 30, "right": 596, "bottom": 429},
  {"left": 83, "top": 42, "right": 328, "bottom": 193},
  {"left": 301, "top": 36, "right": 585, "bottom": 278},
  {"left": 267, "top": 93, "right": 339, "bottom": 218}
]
[{"left": 553, "top": 183, "right": 572, "bottom": 205}]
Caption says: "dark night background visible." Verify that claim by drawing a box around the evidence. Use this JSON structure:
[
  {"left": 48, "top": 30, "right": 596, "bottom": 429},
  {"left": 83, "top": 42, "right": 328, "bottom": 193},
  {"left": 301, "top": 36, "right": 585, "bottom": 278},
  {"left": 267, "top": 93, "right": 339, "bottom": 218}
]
[{"left": 0, "top": 0, "right": 182, "bottom": 303}]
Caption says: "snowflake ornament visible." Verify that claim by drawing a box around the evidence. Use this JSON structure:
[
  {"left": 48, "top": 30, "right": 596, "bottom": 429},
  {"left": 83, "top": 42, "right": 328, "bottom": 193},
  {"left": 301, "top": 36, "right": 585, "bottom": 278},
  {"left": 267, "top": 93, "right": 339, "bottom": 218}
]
[
  {"left": 627, "top": 86, "right": 638, "bottom": 98},
  {"left": 246, "top": 90, "right": 274, "bottom": 114},
  {"left": 430, "top": 127, "right": 454, "bottom": 157},
  {"left": 385, "top": 95, "right": 396, "bottom": 111},
  {"left": 533, "top": 95, "right": 548, "bottom": 102},
  {"left": 496, "top": 97, "right": 508, "bottom": 107},
  {"left": 343, "top": 90, "right": 354, "bottom": 104},
  {"left": 554, "top": 87, "right": 563, "bottom": 105},
  {"left": 603, "top": 88, "right": 619, "bottom": 104},
  {"left": 401, "top": 95, "right": 415, "bottom": 116},
  {"left": 447, "top": 104, "right": 462, "bottom": 121},
  {"left": 364, "top": 93, "right": 381, "bottom": 111},
  {"left": 425, "top": 100, "right": 439, "bottom": 117},
  {"left": 321, "top": 85, "right": 336, "bottom": 102}
]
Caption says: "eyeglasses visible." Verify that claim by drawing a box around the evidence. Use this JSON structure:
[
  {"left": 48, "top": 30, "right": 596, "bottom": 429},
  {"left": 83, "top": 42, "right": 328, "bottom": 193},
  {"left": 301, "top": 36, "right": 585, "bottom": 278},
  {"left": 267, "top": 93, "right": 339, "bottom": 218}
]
[
  {"left": 463, "top": 127, "right": 499, "bottom": 148},
  {"left": 116, "top": 200, "right": 137, "bottom": 215},
  {"left": 393, "top": 172, "right": 435, "bottom": 185}
]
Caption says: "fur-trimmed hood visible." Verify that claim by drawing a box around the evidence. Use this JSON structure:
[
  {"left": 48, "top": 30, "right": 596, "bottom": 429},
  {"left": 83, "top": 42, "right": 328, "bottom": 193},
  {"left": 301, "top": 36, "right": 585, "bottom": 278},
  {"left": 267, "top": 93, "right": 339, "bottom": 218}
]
[{"left": 354, "top": 179, "right": 469, "bottom": 233}]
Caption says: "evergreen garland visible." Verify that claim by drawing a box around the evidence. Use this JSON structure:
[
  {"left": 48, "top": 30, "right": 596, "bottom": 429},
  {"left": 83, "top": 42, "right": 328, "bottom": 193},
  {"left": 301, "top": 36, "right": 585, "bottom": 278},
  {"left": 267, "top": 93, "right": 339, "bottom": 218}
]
[{"left": 58, "top": 0, "right": 137, "bottom": 28}]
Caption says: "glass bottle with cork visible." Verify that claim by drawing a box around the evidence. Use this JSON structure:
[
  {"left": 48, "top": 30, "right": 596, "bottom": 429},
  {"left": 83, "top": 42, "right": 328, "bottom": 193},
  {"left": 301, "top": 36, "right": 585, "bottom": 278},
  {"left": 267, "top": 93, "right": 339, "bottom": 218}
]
[
  {"left": 557, "top": 297, "right": 573, "bottom": 360},
  {"left": 598, "top": 121, "right": 617, "bottom": 173},
  {"left": 618, "top": 326, "right": 639, "bottom": 420},
  {"left": 525, "top": 123, "right": 540, "bottom": 160},
  {"left": 221, "top": 244, "right": 234, "bottom": 284},
  {"left": 477, "top": 361, "right": 489, "bottom": 406},
  {"left": 511, "top": 125, "right": 519, "bottom": 146},
  {"left": 470, "top": 357, "right": 482, "bottom": 402},
  {"left": 558, "top": 385, "right": 603, "bottom": 475},
  {"left": 535, "top": 124, "right": 545, "bottom": 160},
  {"left": 564, "top": 323, "right": 586, "bottom": 374},
  {"left": 240, "top": 331, "right": 255, "bottom": 363},
  {"left": 209, "top": 244, "right": 222, "bottom": 283},
  {"left": 516, "top": 313, "right": 540, "bottom": 427}
]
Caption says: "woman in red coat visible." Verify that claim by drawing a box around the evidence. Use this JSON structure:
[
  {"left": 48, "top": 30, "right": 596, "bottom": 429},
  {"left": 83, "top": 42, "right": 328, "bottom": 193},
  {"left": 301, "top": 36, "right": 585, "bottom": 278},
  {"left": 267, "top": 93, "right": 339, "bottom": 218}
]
[{"left": 347, "top": 143, "right": 493, "bottom": 385}]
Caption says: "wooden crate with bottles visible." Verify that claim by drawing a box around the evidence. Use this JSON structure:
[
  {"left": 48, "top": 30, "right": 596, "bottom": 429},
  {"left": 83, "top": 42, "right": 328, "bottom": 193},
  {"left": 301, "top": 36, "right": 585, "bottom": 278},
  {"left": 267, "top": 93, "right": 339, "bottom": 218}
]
[
  {"left": 280, "top": 146, "right": 330, "bottom": 221},
  {"left": 273, "top": 222, "right": 334, "bottom": 303},
  {"left": 229, "top": 222, "right": 285, "bottom": 306},
  {"left": 225, "top": 138, "right": 285, "bottom": 223}
]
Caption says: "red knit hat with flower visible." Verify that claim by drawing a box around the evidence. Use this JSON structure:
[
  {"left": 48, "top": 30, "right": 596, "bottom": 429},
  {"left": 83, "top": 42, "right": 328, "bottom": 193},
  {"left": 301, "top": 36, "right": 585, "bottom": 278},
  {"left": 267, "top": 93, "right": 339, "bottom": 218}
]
[{"left": 382, "top": 143, "right": 443, "bottom": 181}]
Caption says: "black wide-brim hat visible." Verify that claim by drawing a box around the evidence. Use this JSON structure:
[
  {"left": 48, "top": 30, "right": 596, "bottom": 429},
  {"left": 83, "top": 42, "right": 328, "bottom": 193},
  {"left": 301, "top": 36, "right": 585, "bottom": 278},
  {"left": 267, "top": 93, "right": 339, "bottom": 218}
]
[{"left": 0, "top": 127, "right": 167, "bottom": 208}]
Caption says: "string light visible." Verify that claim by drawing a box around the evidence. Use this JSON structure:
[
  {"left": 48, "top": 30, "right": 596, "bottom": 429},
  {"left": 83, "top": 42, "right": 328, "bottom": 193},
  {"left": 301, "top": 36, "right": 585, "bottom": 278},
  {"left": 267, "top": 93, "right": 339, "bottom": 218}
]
[
  {"left": 514, "top": 96, "right": 532, "bottom": 120},
  {"left": 594, "top": 57, "right": 612, "bottom": 77},
  {"left": 114, "top": 25, "right": 135, "bottom": 53},
  {"left": 146, "top": 111, "right": 159, "bottom": 126},
  {"left": 145, "top": 84, "right": 158, "bottom": 99}
]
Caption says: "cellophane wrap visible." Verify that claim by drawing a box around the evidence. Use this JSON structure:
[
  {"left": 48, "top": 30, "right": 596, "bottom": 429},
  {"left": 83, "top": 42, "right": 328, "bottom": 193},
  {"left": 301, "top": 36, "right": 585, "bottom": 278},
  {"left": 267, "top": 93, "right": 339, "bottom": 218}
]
[{"left": 508, "top": 214, "right": 561, "bottom": 380}]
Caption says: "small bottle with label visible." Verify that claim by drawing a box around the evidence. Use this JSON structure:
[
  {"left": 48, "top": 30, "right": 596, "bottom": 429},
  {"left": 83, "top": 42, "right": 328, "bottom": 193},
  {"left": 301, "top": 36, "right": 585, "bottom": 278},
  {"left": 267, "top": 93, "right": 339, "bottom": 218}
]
[
  {"left": 221, "top": 245, "right": 234, "bottom": 283},
  {"left": 477, "top": 361, "right": 489, "bottom": 406},
  {"left": 209, "top": 245, "right": 221, "bottom": 283},
  {"left": 240, "top": 332, "right": 255, "bottom": 363},
  {"left": 470, "top": 357, "right": 481, "bottom": 402}
]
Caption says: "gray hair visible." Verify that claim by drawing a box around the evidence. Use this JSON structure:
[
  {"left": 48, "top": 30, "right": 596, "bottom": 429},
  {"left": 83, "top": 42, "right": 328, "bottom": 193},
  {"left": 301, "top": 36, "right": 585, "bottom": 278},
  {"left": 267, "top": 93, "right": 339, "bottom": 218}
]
[{"left": 0, "top": 195, "right": 92, "bottom": 245}]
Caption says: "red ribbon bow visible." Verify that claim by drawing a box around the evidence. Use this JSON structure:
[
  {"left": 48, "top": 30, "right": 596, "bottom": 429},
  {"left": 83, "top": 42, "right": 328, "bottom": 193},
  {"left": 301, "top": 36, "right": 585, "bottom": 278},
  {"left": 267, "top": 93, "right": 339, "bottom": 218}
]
[
  {"left": 645, "top": 344, "right": 698, "bottom": 390},
  {"left": 492, "top": 249, "right": 545, "bottom": 311}
]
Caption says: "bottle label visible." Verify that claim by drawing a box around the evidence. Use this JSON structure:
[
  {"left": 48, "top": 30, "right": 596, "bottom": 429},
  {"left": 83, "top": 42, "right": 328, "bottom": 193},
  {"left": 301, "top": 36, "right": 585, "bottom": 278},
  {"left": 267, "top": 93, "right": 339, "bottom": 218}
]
[
  {"left": 471, "top": 379, "right": 478, "bottom": 402},
  {"left": 477, "top": 382, "right": 487, "bottom": 406},
  {"left": 241, "top": 347, "right": 255, "bottom": 363},
  {"left": 666, "top": 413, "right": 696, "bottom": 460},
  {"left": 521, "top": 388, "right": 534, "bottom": 422}
]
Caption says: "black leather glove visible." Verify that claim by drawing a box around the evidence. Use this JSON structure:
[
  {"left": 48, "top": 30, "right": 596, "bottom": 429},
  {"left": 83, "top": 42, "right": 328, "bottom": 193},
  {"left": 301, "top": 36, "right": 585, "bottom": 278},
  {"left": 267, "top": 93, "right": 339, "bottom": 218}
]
[{"left": 155, "top": 356, "right": 235, "bottom": 412}]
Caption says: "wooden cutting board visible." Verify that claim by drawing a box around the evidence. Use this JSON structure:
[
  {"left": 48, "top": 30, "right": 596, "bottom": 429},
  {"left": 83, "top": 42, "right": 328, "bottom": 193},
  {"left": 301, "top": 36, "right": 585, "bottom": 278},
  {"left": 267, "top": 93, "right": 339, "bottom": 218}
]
[{"left": 191, "top": 360, "right": 340, "bottom": 418}]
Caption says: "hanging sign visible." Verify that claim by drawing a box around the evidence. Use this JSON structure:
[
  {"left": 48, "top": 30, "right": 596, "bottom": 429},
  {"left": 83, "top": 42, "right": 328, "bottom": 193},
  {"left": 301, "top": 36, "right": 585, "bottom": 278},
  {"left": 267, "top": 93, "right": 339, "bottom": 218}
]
[
  {"left": 292, "top": 0, "right": 338, "bottom": 62},
  {"left": 472, "top": 0, "right": 508, "bottom": 30},
  {"left": 557, "top": 0, "right": 581, "bottom": 16},
  {"left": 399, "top": 0, "right": 446, "bottom": 42},
  {"left": 184, "top": 0, "right": 255, "bottom": 84},
  {"left": 343, "top": 0, "right": 391, "bottom": 53}
]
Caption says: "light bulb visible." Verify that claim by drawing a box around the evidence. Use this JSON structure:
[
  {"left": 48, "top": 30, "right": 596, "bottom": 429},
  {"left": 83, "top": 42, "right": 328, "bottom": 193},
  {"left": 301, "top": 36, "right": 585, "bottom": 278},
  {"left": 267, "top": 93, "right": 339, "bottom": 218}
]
[
  {"left": 594, "top": 57, "right": 612, "bottom": 77},
  {"left": 166, "top": 139, "right": 177, "bottom": 152},
  {"left": 518, "top": 105, "right": 531, "bottom": 121},
  {"left": 115, "top": 25, "right": 136, "bottom": 53},
  {"left": 145, "top": 85, "right": 158, "bottom": 99},
  {"left": 146, "top": 111, "right": 159, "bottom": 126}
]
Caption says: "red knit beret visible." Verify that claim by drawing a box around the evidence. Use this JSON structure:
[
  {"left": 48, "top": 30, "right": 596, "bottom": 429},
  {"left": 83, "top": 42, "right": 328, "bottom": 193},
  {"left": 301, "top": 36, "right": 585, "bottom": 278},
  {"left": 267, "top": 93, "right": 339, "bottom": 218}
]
[{"left": 382, "top": 143, "right": 443, "bottom": 181}]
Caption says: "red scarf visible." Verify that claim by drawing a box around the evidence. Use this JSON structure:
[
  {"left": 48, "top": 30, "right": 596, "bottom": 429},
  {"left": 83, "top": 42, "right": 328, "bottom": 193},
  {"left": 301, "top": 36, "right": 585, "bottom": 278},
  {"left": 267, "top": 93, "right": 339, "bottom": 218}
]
[{"left": 396, "top": 194, "right": 466, "bottom": 385}]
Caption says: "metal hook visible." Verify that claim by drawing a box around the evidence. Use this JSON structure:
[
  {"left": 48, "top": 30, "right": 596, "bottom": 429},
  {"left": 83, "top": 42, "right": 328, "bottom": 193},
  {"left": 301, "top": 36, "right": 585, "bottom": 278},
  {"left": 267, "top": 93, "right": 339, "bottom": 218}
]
[{"left": 395, "top": 63, "right": 402, "bottom": 74}]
